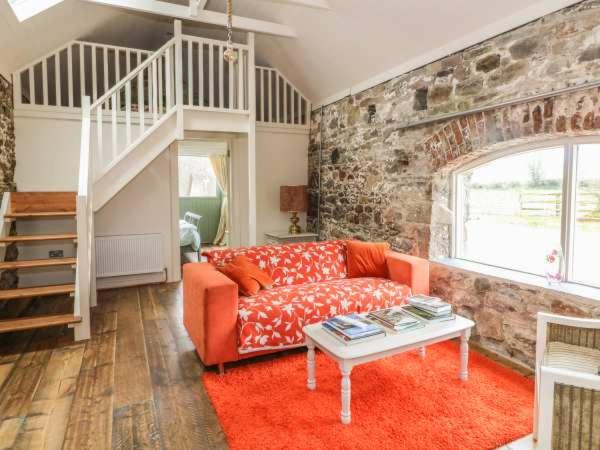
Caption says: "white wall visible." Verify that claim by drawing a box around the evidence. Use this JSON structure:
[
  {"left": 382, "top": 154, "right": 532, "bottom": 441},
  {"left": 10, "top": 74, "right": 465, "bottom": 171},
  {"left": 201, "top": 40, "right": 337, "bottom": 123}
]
[
  {"left": 255, "top": 127, "right": 309, "bottom": 244},
  {"left": 14, "top": 114, "right": 81, "bottom": 287},
  {"left": 230, "top": 134, "right": 249, "bottom": 248},
  {"left": 15, "top": 115, "right": 81, "bottom": 190},
  {"left": 15, "top": 113, "right": 179, "bottom": 286},
  {"left": 95, "top": 145, "right": 179, "bottom": 283},
  {"left": 15, "top": 113, "right": 133, "bottom": 191},
  {"left": 13, "top": 113, "right": 309, "bottom": 288}
]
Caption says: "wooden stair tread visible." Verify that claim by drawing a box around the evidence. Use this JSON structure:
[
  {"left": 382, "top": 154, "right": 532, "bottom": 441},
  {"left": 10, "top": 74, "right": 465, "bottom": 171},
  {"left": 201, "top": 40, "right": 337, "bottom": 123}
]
[
  {"left": 5, "top": 212, "right": 76, "bottom": 219},
  {"left": 0, "top": 284, "right": 75, "bottom": 301},
  {"left": 0, "top": 314, "right": 81, "bottom": 333},
  {"left": 0, "top": 258, "right": 76, "bottom": 270},
  {"left": 9, "top": 192, "right": 76, "bottom": 214},
  {"left": 0, "top": 233, "right": 77, "bottom": 243}
]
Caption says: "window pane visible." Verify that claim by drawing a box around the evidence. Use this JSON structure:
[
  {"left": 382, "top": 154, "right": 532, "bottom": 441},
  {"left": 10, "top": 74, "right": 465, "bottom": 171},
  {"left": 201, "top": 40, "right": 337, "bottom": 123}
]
[
  {"left": 178, "top": 156, "right": 218, "bottom": 197},
  {"left": 572, "top": 144, "right": 600, "bottom": 287},
  {"left": 457, "top": 147, "right": 564, "bottom": 275}
]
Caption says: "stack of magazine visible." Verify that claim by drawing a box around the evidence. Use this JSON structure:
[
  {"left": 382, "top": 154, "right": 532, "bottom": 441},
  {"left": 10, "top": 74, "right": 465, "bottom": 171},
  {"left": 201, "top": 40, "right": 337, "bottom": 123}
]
[
  {"left": 403, "top": 295, "right": 455, "bottom": 322},
  {"left": 367, "top": 307, "right": 424, "bottom": 332},
  {"left": 322, "top": 314, "right": 385, "bottom": 345}
]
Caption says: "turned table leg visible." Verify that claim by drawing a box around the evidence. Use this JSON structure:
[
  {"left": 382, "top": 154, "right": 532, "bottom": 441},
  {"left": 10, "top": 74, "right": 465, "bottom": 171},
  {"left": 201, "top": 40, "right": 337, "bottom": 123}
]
[
  {"left": 306, "top": 338, "right": 316, "bottom": 390},
  {"left": 339, "top": 362, "right": 353, "bottom": 425},
  {"left": 460, "top": 329, "right": 471, "bottom": 381}
]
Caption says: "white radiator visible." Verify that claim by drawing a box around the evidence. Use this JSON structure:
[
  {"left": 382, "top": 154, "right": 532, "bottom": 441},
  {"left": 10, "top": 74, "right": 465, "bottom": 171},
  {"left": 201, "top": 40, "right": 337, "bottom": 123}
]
[{"left": 95, "top": 234, "right": 163, "bottom": 278}]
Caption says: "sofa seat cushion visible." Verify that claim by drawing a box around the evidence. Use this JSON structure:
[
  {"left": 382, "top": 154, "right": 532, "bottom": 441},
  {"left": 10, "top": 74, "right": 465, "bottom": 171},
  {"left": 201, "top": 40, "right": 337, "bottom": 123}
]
[
  {"left": 204, "top": 241, "right": 347, "bottom": 288},
  {"left": 237, "top": 277, "right": 411, "bottom": 354}
]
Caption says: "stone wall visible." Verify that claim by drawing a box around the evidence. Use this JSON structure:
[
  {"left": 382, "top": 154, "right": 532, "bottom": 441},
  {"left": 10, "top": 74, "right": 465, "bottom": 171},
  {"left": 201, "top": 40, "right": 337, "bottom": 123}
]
[
  {"left": 0, "top": 76, "right": 15, "bottom": 193},
  {"left": 0, "top": 75, "right": 17, "bottom": 290},
  {"left": 431, "top": 263, "right": 600, "bottom": 367},
  {"left": 308, "top": 0, "right": 600, "bottom": 367}
]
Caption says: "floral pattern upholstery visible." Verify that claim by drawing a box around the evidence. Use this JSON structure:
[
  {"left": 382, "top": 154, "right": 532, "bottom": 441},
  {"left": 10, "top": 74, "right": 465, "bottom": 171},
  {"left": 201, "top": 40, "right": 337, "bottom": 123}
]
[
  {"left": 238, "top": 278, "right": 411, "bottom": 353},
  {"left": 204, "top": 241, "right": 412, "bottom": 354},
  {"left": 203, "top": 241, "right": 348, "bottom": 288}
]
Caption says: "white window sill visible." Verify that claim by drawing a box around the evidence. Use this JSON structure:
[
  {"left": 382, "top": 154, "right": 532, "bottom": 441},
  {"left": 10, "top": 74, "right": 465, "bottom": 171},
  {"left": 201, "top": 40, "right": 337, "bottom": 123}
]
[{"left": 432, "top": 258, "right": 600, "bottom": 303}]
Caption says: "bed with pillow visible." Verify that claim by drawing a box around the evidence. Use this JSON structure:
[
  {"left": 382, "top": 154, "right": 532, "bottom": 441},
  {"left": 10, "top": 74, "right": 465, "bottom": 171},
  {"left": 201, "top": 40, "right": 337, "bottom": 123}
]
[{"left": 180, "top": 212, "right": 202, "bottom": 252}]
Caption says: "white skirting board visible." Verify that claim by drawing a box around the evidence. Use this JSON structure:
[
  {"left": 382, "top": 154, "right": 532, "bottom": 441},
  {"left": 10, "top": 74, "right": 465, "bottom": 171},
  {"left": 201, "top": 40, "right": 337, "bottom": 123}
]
[
  {"left": 95, "top": 233, "right": 164, "bottom": 278},
  {"left": 96, "top": 271, "right": 167, "bottom": 290}
]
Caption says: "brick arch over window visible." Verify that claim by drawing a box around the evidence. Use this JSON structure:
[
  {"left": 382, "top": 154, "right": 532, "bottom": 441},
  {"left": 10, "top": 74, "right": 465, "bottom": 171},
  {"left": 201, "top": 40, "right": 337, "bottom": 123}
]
[{"left": 422, "top": 86, "right": 600, "bottom": 259}]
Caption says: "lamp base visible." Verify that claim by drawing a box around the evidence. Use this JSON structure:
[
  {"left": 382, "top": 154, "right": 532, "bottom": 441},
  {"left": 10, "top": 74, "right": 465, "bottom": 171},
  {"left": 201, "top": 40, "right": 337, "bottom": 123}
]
[{"left": 288, "top": 211, "right": 302, "bottom": 234}]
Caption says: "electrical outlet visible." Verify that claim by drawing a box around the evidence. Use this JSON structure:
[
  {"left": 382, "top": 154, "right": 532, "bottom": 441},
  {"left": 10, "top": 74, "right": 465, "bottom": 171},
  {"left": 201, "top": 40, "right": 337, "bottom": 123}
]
[{"left": 49, "top": 250, "right": 64, "bottom": 258}]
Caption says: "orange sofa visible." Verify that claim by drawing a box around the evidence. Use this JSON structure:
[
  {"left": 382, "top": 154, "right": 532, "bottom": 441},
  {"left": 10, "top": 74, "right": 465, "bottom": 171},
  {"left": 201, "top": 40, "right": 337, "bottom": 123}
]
[{"left": 183, "top": 241, "right": 429, "bottom": 370}]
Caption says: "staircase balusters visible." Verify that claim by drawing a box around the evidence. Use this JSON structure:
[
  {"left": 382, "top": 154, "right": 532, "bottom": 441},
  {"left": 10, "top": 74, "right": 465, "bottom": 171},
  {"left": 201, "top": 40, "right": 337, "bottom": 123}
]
[
  {"left": 209, "top": 44, "right": 214, "bottom": 108},
  {"left": 187, "top": 41, "right": 193, "bottom": 107},
  {"left": 92, "top": 46, "right": 98, "bottom": 102},
  {"left": 12, "top": 41, "right": 152, "bottom": 109},
  {"left": 28, "top": 67, "right": 35, "bottom": 105},
  {"left": 199, "top": 43, "right": 205, "bottom": 107},
  {"left": 229, "top": 57, "right": 234, "bottom": 110},
  {"left": 166, "top": 48, "right": 172, "bottom": 110},
  {"left": 254, "top": 66, "right": 310, "bottom": 128},
  {"left": 42, "top": 58, "right": 48, "bottom": 106},
  {"left": 268, "top": 68, "right": 272, "bottom": 122},
  {"left": 219, "top": 46, "right": 224, "bottom": 108},
  {"left": 137, "top": 58, "right": 145, "bottom": 136},
  {"left": 236, "top": 50, "right": 247, "bottom": 111},
  {"left": 158, "top": 54, "right": 164, "bottom": 113},
  {"left": 115, "top": 49, "right": 121, "bottom": 113},
  {"left": 56, "top": 52, "right": 62, "bottom": 106},
  {"left": 125, "top": 75, "right": 131, "bottom": 146},
  {"left": 111, "top": 93, "right": 118, "bottom": 160},
  {"left": 87, "top": 38, "right": 177, "bottom": 176},
  {"left": 67, "top": 45, "right": 74, "bottom": 107},
  {"left": 103, "top": 47, "right": 109, "bottom": 98},
  {"left": 276, "top": 70, "right": 280, "bottom": 122},
  {"left": 79, "top": 44, "right": 85, "bottom": 106}
]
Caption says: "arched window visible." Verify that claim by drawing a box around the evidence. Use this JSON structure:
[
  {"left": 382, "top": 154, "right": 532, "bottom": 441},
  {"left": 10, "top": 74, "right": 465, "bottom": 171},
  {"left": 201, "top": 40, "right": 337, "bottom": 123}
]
[{"left": 453, "top": 139, "right": 600, "bottom": 288}]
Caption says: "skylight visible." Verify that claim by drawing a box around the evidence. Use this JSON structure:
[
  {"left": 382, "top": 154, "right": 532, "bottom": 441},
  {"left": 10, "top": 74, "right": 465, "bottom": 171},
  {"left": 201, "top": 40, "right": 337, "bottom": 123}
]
[{"left": 8, "top": 0, "right": 64, "bottom": 22}]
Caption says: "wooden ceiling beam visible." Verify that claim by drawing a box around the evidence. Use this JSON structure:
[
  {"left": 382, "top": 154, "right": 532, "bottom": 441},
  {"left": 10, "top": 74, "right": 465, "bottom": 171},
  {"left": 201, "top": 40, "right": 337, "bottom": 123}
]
[
  {"left": 189, "top": 0, "right": 207, "bottom": 16},
  {"left": 255, "top": 0, "right": 330, "bottom": 9},
  {"left": 82, "top": 0, "right": 297, "bottom": 37}
]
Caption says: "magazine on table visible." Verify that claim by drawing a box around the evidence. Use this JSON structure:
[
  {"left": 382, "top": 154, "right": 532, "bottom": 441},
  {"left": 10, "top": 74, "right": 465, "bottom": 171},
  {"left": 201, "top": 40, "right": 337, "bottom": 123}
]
[
  {"left": 322, "top": 314, "right": 384, "bottom": 342},
  {"left": 408, "top": 295, "right": 452, "bottom": 315},
  {"left": 367, "top": 307, "right": 424, "bottom": 332},
  {"left": 322, "top": 324, "right": 385, "bottom": 345},
  {"left": 402, "top": 305, "right": 456, "bottom": 322}
]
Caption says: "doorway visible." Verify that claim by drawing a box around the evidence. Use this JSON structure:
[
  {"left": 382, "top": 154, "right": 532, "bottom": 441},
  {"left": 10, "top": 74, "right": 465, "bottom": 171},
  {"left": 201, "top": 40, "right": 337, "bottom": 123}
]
[{"left": 177, "top": 139, "right": 230, "bottom": 264}]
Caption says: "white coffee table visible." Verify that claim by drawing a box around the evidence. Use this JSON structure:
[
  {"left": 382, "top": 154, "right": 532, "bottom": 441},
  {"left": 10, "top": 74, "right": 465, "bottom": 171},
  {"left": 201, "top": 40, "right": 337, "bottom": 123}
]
[{"left": 303, "top": 314, "right": 475, "bottom": 424}]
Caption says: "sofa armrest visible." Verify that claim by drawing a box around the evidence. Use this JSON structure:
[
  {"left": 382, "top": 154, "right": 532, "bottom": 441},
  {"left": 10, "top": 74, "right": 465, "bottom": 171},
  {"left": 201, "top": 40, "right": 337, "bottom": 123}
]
[
  {"left": 385, "top": 251, "right": 430, "bottom": 296},
  {"left": 183, "top": 262, "right": 239, "bottom": 366}
]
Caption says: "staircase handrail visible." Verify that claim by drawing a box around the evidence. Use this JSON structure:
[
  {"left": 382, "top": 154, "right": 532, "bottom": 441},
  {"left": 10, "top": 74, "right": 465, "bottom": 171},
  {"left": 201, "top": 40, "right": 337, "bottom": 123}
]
[{"left": 90, "top": 37, "right": 176, "bottom": 111}]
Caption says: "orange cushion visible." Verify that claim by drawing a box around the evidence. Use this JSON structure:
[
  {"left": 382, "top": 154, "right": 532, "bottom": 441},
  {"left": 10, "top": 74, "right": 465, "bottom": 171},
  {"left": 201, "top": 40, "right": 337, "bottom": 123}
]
[
  {"left": 235, "top": 255, "right": 274, "bottom": 289},
  {"left": 219, "top": 256, "right": 274, "bottom": 296},
  {"left": 346, "top": 240, "right": 390, "bottom": 278}
]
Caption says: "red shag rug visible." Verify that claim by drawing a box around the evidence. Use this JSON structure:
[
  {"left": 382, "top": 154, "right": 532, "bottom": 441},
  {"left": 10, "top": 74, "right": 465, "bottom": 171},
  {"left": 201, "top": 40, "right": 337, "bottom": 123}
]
[{"left": 203, "top": 342, "right": 533, "bottom": 450}]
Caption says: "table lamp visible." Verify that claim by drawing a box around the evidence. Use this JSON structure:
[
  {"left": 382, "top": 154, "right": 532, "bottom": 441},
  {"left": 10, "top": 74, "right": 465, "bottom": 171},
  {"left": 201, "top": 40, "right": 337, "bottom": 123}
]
[{"left": 280, "top": 185, "right": 308, "bottom": 234}]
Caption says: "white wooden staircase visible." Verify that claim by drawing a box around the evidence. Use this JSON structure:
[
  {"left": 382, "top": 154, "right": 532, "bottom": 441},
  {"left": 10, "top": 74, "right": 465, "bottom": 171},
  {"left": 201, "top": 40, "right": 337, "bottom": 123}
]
[{"left": 7, "top": 20, "right": 310, "bottom": 341}]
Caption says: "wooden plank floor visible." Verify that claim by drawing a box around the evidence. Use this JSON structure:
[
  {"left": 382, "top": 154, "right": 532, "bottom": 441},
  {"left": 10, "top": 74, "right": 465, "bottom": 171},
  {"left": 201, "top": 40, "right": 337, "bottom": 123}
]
[
  {"left": 0, "top": 282, "right": 533, "bottom": 450},
  {"left": 0, "top": 283, "right": 227, "bottom": 450}
]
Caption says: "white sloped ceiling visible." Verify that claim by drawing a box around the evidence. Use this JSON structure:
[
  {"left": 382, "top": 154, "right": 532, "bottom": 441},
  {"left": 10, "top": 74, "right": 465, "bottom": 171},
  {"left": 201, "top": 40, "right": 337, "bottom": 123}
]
[{"left": 0, "top": 0, "right": 582, "bottom": 106}]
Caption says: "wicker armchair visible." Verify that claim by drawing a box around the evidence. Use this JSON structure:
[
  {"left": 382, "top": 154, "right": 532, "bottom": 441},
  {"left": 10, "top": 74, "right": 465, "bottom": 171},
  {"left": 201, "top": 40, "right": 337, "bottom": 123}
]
[{"left": 534, "top": 312, "right": 600, "bottom": 449}]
